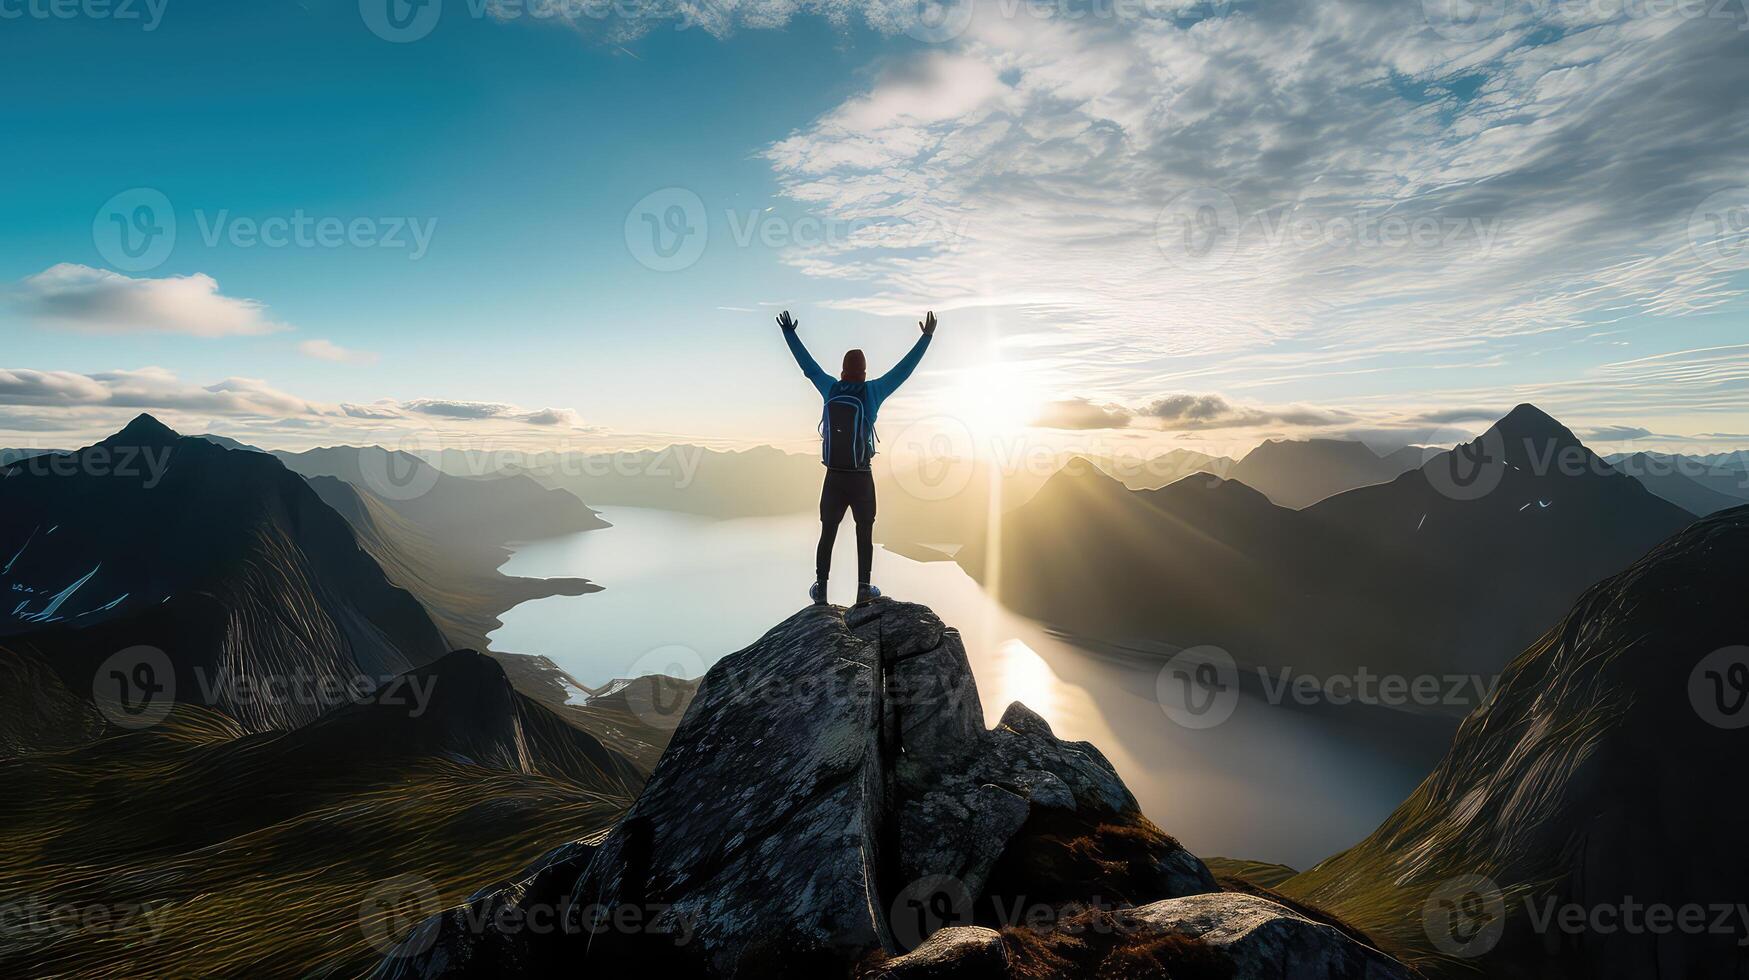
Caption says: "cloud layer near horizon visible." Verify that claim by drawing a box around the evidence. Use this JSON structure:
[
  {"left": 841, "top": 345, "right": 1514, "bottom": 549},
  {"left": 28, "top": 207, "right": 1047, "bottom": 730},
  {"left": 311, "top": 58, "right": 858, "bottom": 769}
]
[{"left": 0, "top": 367, "right": 594, "bottom": 446}]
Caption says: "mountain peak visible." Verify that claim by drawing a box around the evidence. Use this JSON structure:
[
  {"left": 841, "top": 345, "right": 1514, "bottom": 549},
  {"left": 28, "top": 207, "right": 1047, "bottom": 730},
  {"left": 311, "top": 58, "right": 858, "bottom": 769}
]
[
  {"left": 103, "top": 413, "right": 182, "bottom": 447},
  {"left": 1489, "top": 403, "right": 1574, "bottom": 442}
]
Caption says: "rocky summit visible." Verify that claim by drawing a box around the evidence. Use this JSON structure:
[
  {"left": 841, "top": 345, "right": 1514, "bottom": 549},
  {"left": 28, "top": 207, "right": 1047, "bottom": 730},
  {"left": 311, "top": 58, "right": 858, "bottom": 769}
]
[{"left": 376, "top": 600, "right": 1412, "bottom": 979}]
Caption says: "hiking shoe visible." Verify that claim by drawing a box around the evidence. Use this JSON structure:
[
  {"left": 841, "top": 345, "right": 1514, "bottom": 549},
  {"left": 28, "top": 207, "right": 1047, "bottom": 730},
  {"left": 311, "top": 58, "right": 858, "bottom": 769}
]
[
  {"left": 855, "top": 584, "right": 882, "bottom": 605},
  {"left": 809, "top": 580, "right": 828, "bottom": 605}
]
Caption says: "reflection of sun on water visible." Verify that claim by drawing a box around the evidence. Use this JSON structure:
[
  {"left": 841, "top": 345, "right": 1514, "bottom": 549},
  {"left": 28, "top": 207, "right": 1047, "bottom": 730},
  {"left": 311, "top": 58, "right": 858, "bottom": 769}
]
[{"left": 987, "top": 638, "right": 1060, "bottom": 720}]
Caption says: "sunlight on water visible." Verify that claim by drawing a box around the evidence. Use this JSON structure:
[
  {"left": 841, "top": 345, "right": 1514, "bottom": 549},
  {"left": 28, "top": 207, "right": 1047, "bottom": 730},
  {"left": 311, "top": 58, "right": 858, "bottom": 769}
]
[{"left": 986, "top": 639, "right": 1061, "bottom": 721}]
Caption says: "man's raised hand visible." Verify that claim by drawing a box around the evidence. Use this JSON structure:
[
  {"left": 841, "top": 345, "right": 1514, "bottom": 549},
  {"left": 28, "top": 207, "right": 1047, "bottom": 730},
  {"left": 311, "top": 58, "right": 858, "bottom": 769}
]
[
  {"left": 920, "top": 311, "right": 937, "bottom": 336},
  {"left": 777, "top": 311, "right": 799, "bottom": 332}
]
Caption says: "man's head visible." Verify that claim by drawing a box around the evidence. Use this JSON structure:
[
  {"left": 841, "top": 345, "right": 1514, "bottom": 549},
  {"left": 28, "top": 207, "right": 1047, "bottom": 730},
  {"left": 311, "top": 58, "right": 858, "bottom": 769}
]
[{"left": 841, "top": 349, "right": 866, "bottom": 382}]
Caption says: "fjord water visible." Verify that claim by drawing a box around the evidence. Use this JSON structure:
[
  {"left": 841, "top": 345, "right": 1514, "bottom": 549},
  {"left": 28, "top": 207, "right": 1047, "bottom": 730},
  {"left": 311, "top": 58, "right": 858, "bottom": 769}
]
[{"left": 491, "top": 506, "right": 1446, "bottom": 868}]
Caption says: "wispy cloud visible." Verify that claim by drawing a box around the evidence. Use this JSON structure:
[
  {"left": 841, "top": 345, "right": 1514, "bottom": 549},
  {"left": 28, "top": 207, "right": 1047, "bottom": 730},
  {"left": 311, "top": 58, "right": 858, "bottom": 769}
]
[{"left": 298, "top": 339, "right": 379, "bottom": 365}]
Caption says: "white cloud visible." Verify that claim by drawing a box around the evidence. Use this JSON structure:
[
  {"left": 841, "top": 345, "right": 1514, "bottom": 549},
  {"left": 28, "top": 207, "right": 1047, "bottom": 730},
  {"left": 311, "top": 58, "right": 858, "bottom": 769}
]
[
  {"left": 12, "top": 264, "right": 287, "bottom": 337},
  {"left": 298, "top": 339, "right": 379, "bottom": 365},
  {"left": 0, "top": 369, "right": 111, "bottom": 405},
  {"left": 1140, "top": 393, "right": 1352, "bottom": 431},
  {"left": 401, "top": 398, "right": 519, "bottom": 420},
  {"left": 400, "top": 398, "right": 592, "bottom": 428}
]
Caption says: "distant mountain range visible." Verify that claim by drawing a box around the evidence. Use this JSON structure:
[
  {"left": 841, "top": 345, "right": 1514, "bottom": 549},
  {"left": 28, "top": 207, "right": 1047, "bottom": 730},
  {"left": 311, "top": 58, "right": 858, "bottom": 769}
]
[
  {"left": 1605, "top": 450, "right": 1749, "bottom": 515},
  {"left": 963, "top": 405, "right": 1697, "bottom": 681},
  {"left": 1225, "top": 438, "right": 1436, "bottom": 508},
  {"left": 456, "top": 445, "right": 822, "bottom": 517},
  {"left": 304, "top": 474, "right": 598, "bottom": 657},
  {"left": 275, "top": 444, "right": 609, "bottom": 549},
  {"left": 1280, "top": 503, "right": 1749, "bottom": 978}
]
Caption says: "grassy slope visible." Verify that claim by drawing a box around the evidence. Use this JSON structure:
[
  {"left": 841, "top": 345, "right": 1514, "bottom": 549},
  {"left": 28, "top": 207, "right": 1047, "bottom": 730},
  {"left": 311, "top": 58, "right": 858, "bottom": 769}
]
[
  {"left": 1201, "top": 857, "right": 1300, "bottom": 890},
  {"left": 0, "top": 695, "right": 631, "bottom": 979}
]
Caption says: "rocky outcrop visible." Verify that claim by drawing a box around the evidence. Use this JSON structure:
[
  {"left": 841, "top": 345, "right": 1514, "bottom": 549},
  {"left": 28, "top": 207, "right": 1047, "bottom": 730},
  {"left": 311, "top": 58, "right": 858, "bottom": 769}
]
[{"left": 376, "top": 600, "right": 1410, "bottom": 979}]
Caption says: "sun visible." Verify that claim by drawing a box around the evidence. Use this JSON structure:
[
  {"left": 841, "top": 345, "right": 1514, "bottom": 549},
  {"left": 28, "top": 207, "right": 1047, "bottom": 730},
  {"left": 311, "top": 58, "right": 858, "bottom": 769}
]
[{"left": 937, "top": 364, "right": 1044, "bottom": 439}]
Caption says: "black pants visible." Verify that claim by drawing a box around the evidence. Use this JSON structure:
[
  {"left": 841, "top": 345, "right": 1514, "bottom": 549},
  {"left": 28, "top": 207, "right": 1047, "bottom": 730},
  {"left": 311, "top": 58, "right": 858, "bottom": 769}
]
[{"left": 817, "top": 468, "right": 876, "bottom": 584}]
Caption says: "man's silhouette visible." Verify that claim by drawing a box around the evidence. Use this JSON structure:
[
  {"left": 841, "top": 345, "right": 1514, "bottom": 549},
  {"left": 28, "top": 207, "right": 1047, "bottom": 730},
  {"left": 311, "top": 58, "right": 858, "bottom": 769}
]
[{"left": 780, "top": 309, "right": 936, "bottom": 605}]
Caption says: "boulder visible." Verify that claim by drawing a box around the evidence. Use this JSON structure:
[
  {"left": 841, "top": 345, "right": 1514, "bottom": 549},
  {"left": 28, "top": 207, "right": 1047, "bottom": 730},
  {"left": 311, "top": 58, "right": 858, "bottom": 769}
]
[
  {"left": 866, "top": 926, "right": 1006, "bottom": 980},
  {"left": 1126, "top": 893, "right": 1411, "bottom": 980},
  {"left": 864, "top": 894, "right": 1413, "bottom": 979}
]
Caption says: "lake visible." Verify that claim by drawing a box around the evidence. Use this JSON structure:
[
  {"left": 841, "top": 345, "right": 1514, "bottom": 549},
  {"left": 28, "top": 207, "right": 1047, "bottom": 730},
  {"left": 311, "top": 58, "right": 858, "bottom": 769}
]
[{"left": 491, "top": 506, "right": 1448, "bottom": 869}]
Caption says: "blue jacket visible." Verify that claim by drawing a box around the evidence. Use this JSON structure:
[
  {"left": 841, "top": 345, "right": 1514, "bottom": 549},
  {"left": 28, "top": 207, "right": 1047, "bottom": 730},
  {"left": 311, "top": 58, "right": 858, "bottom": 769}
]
[{"left": 784, "top": 329, "right": 932, "bottom": 466}]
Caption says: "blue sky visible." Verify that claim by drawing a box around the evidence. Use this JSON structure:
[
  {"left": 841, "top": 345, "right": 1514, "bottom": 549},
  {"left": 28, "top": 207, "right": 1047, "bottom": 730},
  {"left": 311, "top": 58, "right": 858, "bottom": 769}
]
[{"left": 3, "top": 0, "right": 1747, "bottom": 458}]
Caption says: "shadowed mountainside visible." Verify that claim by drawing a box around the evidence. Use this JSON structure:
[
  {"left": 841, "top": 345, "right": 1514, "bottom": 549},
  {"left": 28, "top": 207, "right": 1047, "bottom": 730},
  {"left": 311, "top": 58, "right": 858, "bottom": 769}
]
[
  {"left": 304, "top": 474, "right": 597, "bottom": 656},
  {"left": 964, "top": 405, "right": 1696, "bottom": 681},
  {"left": 1, "top": 415, "right": 451, "bottom": 731},
  {"left": 1281, "top": 504, "right": 1749, "bottom": 978}
]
